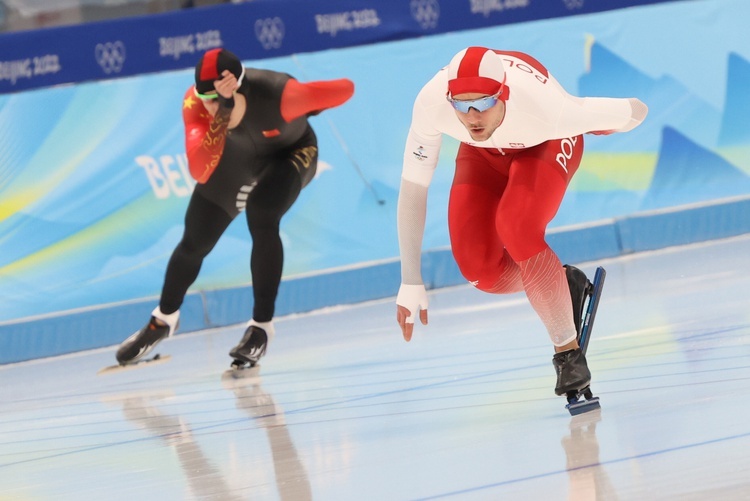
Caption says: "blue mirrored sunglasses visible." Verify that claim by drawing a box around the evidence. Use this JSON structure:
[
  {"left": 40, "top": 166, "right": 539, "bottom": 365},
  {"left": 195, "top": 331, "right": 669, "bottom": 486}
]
[{"left": 447, "top": 92, "right": 501, "bottom": 113}]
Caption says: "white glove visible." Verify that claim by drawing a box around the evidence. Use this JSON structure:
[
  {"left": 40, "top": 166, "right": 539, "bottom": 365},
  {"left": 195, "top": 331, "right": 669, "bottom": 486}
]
[{"left": 396, "top": 283, "right": 429, "bottom": 323}]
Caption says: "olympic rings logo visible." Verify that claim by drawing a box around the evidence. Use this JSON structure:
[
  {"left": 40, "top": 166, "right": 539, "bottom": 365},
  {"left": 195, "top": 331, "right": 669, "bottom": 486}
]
[
  {"left": 411, "top": 0, "right": 440, "bottom": 30},
  {"left": 95, "top": 41, "right": 126, "bottom": 74},
  {"left": 562, "top": 0, "right": 584, "bottom": 9},
  {"left": 255, "top": 17, "right": 285, "bottom": 50}
]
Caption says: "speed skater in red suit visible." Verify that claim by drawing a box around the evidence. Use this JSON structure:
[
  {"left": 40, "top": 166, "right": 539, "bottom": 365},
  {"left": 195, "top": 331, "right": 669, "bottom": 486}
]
[{"left": 395, "top": 47, "right": 647, "bottom": 396}]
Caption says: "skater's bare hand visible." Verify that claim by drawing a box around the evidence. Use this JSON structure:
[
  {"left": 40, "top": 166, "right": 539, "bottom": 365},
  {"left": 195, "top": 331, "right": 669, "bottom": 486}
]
[
  {"left": 397, "top": 305, "right": 428, "bottom": 342},
  {"left": 214, "top": 70, "right": 238, "bottom": 99}
]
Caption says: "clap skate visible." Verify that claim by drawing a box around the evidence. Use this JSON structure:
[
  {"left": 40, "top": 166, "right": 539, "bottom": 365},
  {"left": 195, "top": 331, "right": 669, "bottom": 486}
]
[
  {"left": 99, "top": 308, "right": 178, "bottom": 375},
  {"left": 559, "top": 266, "right": 606, "bottom": 416},
  {"left": 99, "top": 353, "right": 172, "bottom": 375},
  {"left": 227, "top": 322, "right": 273, "bottom": 373}
]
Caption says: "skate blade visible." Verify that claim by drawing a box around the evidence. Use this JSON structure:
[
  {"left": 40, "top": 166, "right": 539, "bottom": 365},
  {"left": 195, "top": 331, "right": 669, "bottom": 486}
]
[
  {"left": 579, "top": 266, "right": 606, "bottom": 354},
  {"left": 566, "top": 396, "right": 601, "bottom": 416},
  {"left": 569, "top": 407, "right": 602, "bottom": 429},
  {"left": 222, "top": 362, "right": 261, "bottom": 380},
  {"left": 98, "top": 354, "right": 171, "bottom": 375},
  {"left": 228, "top": 353, "right": 260, "bottom": 368}
]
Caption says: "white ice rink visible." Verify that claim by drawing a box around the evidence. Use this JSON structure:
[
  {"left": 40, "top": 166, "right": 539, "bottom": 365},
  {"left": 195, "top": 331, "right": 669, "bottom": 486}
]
[{"left": 2, "top": 234, "right": 750, "bottom": 500}]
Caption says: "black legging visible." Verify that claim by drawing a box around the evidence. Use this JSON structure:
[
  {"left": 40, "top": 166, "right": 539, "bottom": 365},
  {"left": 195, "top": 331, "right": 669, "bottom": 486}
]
[{"left": 159, "top": 158, "right": 303, "bottom": 322}]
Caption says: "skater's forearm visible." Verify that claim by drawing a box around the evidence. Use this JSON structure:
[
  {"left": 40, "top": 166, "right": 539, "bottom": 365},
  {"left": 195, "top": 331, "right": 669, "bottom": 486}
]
[{"left": 397, "top": 178, "right": 428, "bottom": 285}]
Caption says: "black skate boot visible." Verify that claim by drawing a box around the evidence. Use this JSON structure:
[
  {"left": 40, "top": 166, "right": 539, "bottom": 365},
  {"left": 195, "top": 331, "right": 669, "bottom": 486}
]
[
  {"left": 228, "top": 322, "right": 273, "bottom": 369},
  {"left": 553, "top": 348, "right": 591, "bottom": 396},
  {"left": 554, "top": 348, "right": 600, "bottom": 415},
  {"left": 564, "top": 264, "right": 593, "bottom": 341},
  {"left": 116, "top": 308, "right": 178, "bottom": 365}
]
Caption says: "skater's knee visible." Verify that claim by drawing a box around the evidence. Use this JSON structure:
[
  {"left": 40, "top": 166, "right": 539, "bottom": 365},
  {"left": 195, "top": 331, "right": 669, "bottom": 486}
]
[
  {"left": 247, "top": 212, "right": 281, "bottom": 237},
  {"left": 496, "top": 219, "right": 546, "bottom": 262},
  {"left": 455, "top": 259, "right": 488, "bottom": 289},
  {"left": 458, "top": 262, "right": 518, "bottom": 294},
  {"left": 176, "top": 237, "right": 214, "bottom": 258}
]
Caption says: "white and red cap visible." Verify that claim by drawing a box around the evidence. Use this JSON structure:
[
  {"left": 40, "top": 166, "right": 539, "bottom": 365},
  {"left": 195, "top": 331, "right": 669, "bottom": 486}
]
[{"left": 447, "top": 46, "right": 509, "bottom": 100}]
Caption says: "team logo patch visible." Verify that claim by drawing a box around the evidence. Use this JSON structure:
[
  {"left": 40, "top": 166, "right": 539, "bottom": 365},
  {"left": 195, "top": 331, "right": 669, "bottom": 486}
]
[{"left": 412, "top": 146, "right": 428, "bottom": 161}]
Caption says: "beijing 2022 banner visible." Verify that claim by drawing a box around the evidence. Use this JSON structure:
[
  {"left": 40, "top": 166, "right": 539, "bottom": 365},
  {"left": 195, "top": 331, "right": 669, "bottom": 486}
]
[{"left": 0, "top": 0, "right": 676, "bottom": 94}]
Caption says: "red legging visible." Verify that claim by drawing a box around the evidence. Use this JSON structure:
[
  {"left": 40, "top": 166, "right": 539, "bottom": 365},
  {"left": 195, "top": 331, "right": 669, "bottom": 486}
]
[{"left": 448, "top": 136, "right": 584, "bottom": 346}]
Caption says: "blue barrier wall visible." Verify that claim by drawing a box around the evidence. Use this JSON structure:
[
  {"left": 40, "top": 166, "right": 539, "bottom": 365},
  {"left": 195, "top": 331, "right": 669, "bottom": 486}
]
[
  {"left": 2, "top": 0, "right": 750, "bottom": 364},
  {"left": 4, "top": 195, "right": 749, "bottom": 365}
]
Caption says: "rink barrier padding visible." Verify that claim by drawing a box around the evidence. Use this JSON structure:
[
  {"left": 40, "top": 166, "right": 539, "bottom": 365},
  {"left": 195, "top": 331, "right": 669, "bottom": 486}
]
[
  {"left": 1, "top": 195, "right": 749, "bottom": 365},
  {"left": 616, "top": 196, "right": 750, "bottom": 253}
]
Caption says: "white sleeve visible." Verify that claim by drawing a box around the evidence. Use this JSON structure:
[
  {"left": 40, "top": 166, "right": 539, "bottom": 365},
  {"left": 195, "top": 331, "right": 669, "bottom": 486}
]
[
  {"left": 398, "top": 86, "right": 444, "bottom": 285},
  {"left": 398, "top": 129, "right": 439, "bottom": 285},
  {"left": 402, "top": 128, "right": 442, "bottom": 186},
  {"left": 557, "top": 95, "right": 649, "bottom": 136},
  {"left": 402, "top": 82, "right": 444, "bottom": 186},
  {"left": 621, "top": 97, "right": 649, "bottom": 132},
  {"left": 397, "top": 178, "right": 428, "bottom": 285}
]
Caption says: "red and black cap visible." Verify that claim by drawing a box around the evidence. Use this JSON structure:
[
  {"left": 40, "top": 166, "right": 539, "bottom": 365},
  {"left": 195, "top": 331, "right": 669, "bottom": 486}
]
[{"left": 194, "top": 48, "right": 244, "bottom": 95}]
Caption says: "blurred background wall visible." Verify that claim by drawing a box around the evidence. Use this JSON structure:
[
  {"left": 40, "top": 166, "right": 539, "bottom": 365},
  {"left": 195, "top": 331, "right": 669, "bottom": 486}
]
[{"left": 1, "top": 0, "right": 749, "bottom": 363}]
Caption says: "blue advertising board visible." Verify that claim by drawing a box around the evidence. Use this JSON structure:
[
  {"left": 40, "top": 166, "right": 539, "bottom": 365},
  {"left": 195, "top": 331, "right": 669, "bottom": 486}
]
[{"left": 0, "top": 0, "right": 682, "bottom": 94}]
